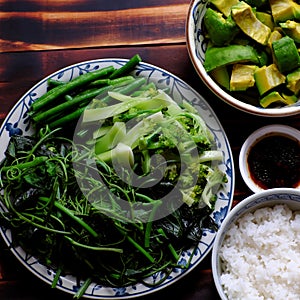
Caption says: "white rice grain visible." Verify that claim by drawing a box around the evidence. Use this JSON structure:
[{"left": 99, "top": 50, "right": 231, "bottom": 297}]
[{"left": 219, "top": 204, "right": 300, "bottom": 300}]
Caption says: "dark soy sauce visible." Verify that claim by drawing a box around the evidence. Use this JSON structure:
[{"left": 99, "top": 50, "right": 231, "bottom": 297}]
[{"left": 247, "top": 135, "right": 300, "bottom": 189}]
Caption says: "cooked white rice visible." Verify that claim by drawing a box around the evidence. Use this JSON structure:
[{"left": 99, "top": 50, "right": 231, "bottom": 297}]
[{"left": 219, "top": 204, "right": 300, "bottom": 300}]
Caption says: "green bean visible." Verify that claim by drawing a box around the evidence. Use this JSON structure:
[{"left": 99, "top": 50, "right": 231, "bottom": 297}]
[
  {"left": 91, "top": 77, "right": 147, "bottom": 107},
  {"left": 109, "top": 54, "right": 142, "bottom": 79},
  {"left": 32, "top": 85, "right": 112, "bottom": 123},
  {"left": 31, "top": 65, "right": 115, "bottom": 112},
  {"left": 48, "top": 107, "right": 86, "bottom": 129},
  {"left": 88, "top": 78, "right": 110, "bottom": 86},
  {"left": 89, "top": 75, "right": 135, "bottom": 87},
  {"left": 47, "top": 78, "right": 65, "bottom": 87},
  {"left": 64, "top": 94, "right": 73, "bottom": 101},
  {"left": 114, "top": 77, "right": 146, "bottom": 95}
]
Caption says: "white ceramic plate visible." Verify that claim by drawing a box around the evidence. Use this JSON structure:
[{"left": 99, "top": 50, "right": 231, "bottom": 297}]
[{"left": 0, "top": 58, "right": 234, "bottom": 299}]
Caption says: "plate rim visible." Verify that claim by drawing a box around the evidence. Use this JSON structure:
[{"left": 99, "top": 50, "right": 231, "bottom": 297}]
[{"left": 0, "top": 57, "right": 235, "bottom": 299}]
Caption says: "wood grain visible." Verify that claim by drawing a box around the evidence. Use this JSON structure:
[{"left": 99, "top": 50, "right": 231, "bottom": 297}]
[
  {"left": 0, "top": 0, "right": 188, "bottom": 11},
  {"left": 1, "top": 0, "right": 300, "bottom": 299},
  {"left": 0, "top": 4, "right": 188, "bottom": 53}
]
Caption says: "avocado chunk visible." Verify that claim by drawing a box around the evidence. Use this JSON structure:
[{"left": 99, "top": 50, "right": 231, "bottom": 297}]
[
  {"left": 269, "top": 0, "right": 300, "bottom": 23},
  {"left": 209, "top": 0, "right": 239, "bottom": 17},
  {"left": 267, "top": 29, "right": 283, "bottom": 61},
  {"left": 280, "top": 20, "right": 300, "bottom": 43},
  {"left": 267, "top": 28, "right": 283, "bottom": 49},
  {"left": 210, "top": 66, "right": 230, "bottom": 90},
  {"left": 254, "top": 64, "right": 286, "bottom": 95},
  {"left": 231, "top": 1, "right": 271, "bottom": 45},
  {"left": 293, "top": 2, "right": 300, "bottom": 19},
  {"left": 286, "top": 68, "right": 300, "bottom": 94},
  {"left": 256, "top": 11, "right": 275, "bottom": 30},
  {"left": 260, "top": 91, "right": 297, "bottom": 107},
  {"left": 204, "top": 8, "right": 240, "bottom": 46},
  {"left": 230, "top": 64, "right": 257, "bottom": 91},
  {"left": 282, "top": 93, "right": 298, "bottom": 104},
  {"left": 204, "top": 44, "right": 260, "bottom": 72},
  {"left": 272, "top": 36, "right": 300, "bottom": 73}
]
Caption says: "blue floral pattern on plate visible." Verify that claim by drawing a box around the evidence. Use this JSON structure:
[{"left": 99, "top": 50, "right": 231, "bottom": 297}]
[{"left": 0, "top": 58, "right": 234, "bottom": 299}]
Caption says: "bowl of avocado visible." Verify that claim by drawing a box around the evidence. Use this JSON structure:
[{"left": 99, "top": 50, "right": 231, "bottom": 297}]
[{"left": 186, "top": 0, "right": 300, "bottom": 117}]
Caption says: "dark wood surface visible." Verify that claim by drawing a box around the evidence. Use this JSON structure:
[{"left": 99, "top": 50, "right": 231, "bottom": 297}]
[{"left": 0, "top": 1, "right": 299, "bottom": 299}]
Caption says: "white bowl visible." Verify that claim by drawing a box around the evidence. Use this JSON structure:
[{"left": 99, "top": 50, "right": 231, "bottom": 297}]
[
  {"left": 186, "top": 0, "right": 300, "bottom": 117},
  {"left": 239, "top": 124, "right": 300, "bottom": 193},
  {"left": 211, "top": 188, "right": 300, "bottom": 300}
]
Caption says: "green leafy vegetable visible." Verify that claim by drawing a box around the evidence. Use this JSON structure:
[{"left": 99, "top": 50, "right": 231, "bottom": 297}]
[{"left": 0, "top": 55, "right": 226, "bottom": 298}]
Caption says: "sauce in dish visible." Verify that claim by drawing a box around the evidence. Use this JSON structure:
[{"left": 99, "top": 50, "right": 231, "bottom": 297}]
[{"left": 247, "top": 134, "right": 300, "bottom": 189}]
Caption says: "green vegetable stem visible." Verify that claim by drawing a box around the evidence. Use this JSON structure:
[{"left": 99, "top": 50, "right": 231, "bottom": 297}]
[
  {"left": 31, "top": 65, "right": 115, "bottom": 113},
  {"left": 0, "top": 54, "right": 227, "bottom": 297},
  {"left": 30, "top": 55, "right": 144, "bottom": 130}
]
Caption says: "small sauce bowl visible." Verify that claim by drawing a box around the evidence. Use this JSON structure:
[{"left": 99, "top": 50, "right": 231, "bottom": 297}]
[{"left": 239, "top": 124, "right": 300, "bottom": 193}]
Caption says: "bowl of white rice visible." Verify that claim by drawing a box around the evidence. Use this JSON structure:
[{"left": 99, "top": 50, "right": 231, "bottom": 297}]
[{"left": 211, "top": 188, "right": 300, "bottom": 300}]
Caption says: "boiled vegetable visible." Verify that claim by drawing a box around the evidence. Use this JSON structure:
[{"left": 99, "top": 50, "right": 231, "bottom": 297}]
[
  {"left": 286, "top": 68, "right": 300, "bottom": 94},
  {"left": 202, "top": 0, "right": 300, "bottom": 108},
  {"left": 204, "top": 8, "right": 239, "bottom": 46},
  {"left": 254, "top": 64, "right": 286, "bottom": 95},
  {"left": 231, "top": 1, "right": 271, "bottom": 45},
  {"left": 0, "top": 55, "right": 227, "bottom": 298},
  {"left": 244, "top": 0, "right": 268, "bottom": 8},
  {"left": 204, "top": 44, "right": 259, "bottom": 72},
  {"left": 30, "top": 66, "right": 115, "bottom": 113},
  {"left": 256, "top": 12, "right": 275, "bottom": 30},
  {"left": 280, "top": 20, "right": 300, "bottom": 43},
  {"left": 230, "top": 64, "right": 257, "bottom": 91},
  {"left": 272, "top": 36, "right": 300, "bottom": 73},
  {"left": 30, "top": 57, "right": 145, "bottom": 130},
  {"left": 260, "top": 91, "right": 297, "bottom": 107},
  {"left": 210, "top": 66, "right": 230, "bottom": 90},
  {"left": 209, "top": 0, "right": 239, "bottom": 17},
  {"left": 267, "top": 29, "right": 283, "bottom": 49},
  {"left": 269, "top": 0, "right": 300, "bottom": 23}
]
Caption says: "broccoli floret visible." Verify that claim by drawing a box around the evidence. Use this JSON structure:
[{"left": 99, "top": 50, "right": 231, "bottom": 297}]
[
  {"left": 179, "top": 164, "right": 226, "bottom": 208},
  {"left": 200, "top": 167, "right": 227, "bottom": 208},
  {"left": 84, "top": 87, "right": 226, "bottom": 211},
  {"left": 164, "top": 163, "right": 180, "bottom": 182}
]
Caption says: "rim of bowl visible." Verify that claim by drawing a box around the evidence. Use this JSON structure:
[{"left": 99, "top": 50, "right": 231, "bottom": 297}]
[
  {"left": 211, "top": 188, "right": 300, "bottom": 300},
  {"left": 185, "top": 0, "right": 300, "bottom": 117},
  {"left": 239, "top": 124, "right": 300, "bottom": 193}
]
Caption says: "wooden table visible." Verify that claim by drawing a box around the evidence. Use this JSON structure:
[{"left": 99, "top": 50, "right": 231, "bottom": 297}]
[{"left": 0, "top": 1, "right": 299, "bottom": 299}]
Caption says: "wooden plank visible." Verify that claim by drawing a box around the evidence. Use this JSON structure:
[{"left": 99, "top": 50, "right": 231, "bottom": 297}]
[
  {"left": 0, "top": 4, "right": 189, "bottom": 53},
  {"left": 0, "top": 0, "right": 188, "bottom": 12},
  {"left": 0, "top": 45, "right": 195, "bottom": 118}
]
